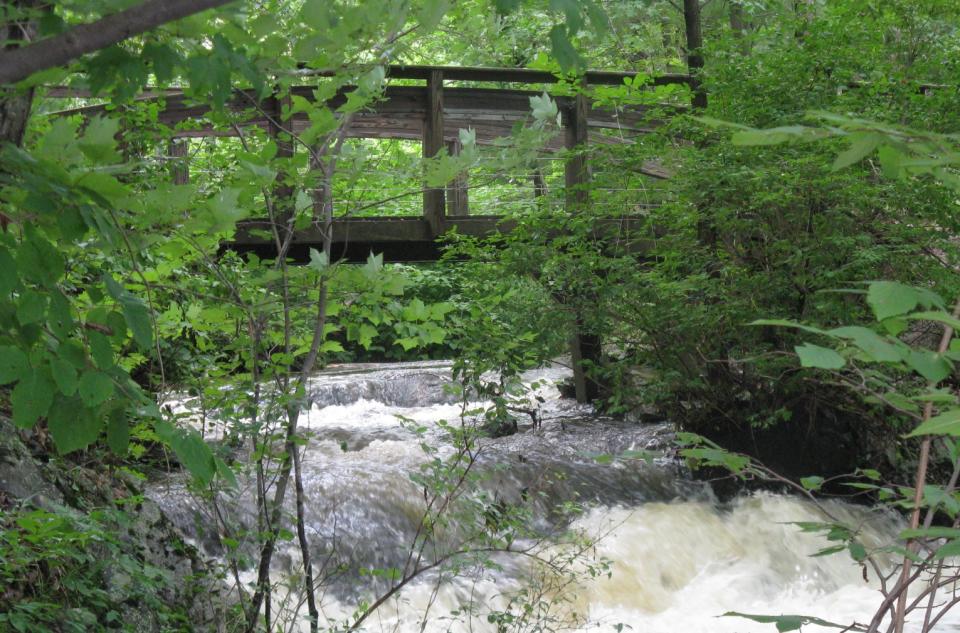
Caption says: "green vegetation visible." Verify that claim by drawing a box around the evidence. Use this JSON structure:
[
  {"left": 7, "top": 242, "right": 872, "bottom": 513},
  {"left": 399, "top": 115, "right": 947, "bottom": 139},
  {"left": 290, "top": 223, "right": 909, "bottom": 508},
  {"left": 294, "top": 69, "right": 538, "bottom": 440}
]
[{"left": 2, "top": 0, "right": 960, "bottom": 631}]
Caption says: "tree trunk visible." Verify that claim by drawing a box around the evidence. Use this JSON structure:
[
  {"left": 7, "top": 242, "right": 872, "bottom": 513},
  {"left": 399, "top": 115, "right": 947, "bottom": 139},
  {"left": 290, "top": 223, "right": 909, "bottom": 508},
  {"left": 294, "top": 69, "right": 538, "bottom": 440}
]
[
  {"left": 682, "top": 0, "right": 707, "bottom": 109},
  {"left": 0, "top": 1, "right": 40, "bottom": 146},
  {"left": 0, "top": 0, "right": 231, "bottom": 85}
]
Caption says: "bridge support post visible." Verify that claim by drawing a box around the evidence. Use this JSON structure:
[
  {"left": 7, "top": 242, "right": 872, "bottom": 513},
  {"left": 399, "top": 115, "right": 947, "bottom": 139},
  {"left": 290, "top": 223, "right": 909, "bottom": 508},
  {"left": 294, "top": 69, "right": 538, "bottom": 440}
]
[
  {"left": 446, "top": 138, "right": 469, "bottom": 215},
  {"left": 423, "top": 70, "right": 446, "bottom": 235},
  {"left": 168, "top": 138, "right": 189, "bottom": 185},
  {"left": 268, "top": 92, "right": 295, "bottom": 240},
  {"left": 564, "top": 82, "right": 601, "bottom": 404}
]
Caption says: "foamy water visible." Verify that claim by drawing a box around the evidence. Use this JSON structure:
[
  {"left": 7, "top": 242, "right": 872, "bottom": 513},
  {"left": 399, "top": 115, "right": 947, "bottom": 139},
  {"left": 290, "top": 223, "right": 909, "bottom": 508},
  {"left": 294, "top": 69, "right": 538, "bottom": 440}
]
[{"left": 151, "top": 362, "right": 960, "bottom": 632}]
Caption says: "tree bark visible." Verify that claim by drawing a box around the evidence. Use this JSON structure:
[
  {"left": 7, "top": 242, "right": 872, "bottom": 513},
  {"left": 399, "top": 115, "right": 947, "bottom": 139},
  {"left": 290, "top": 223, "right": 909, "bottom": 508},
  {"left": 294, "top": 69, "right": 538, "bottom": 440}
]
[
  {"left": 729, "top": 1, "right": 747, "bottom": 37},
  {"left": 682, "top": 0, "right": 707, "bottom": 109},
  {"left": 0, "top": 0, "right": 233, "bottom": 85},
  {"left": 0, "top": 1, "right": 40, "bottom": 145}
]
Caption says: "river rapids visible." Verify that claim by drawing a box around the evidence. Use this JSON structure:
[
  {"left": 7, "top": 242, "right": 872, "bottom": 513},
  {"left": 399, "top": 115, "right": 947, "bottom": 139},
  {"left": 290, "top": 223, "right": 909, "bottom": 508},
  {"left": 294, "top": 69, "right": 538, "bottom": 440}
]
[{"left": 149, "top": 362, "right": 960, "bottom": 632}]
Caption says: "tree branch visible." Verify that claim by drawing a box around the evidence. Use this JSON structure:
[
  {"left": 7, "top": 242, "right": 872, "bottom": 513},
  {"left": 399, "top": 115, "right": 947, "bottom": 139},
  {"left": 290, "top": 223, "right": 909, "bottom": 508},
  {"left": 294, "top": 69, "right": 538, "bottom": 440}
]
[{"left": 0, "top": 0, "right": 233, "bottom": 85}]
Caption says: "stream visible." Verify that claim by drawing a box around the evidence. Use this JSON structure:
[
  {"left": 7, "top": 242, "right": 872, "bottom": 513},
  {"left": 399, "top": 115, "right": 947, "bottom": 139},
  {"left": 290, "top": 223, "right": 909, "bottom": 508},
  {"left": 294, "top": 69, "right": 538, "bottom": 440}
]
[{"left": 149, "top": 361, "right": 958, "bottom": 632}]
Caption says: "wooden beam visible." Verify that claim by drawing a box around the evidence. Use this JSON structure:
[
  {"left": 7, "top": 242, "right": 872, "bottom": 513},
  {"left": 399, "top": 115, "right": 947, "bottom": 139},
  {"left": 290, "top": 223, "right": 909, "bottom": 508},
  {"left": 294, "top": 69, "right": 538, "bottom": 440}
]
[
  {"left": 371, "top": 65, "right": 689, "bottom": 87},
  {"left": 564, "top": 80, "right": 597, "bottom": 404},
  {"left": 423, "top": 70, "right": 445, "bottom": 236},
  {"left": 229, "top": 215, "right": 653, "bottom": 247},
  {"left": 268, "top": 92, "right": 295, "bottom": 237},
  {"left": 564, "top": 89, "right": 589, "bottom": 213},
  {"left": 445, "top": 139, "right": 468, "bottom": 216},
  {"left": 168, "top": 138, "right": 189, "bottom": 185}
]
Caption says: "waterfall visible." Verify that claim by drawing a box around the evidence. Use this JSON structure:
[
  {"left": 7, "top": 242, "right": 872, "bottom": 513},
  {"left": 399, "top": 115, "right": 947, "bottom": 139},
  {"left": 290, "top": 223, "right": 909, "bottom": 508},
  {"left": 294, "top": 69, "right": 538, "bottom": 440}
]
[{"left": 150, "top": 362, "right": 957, "bottom": 632}]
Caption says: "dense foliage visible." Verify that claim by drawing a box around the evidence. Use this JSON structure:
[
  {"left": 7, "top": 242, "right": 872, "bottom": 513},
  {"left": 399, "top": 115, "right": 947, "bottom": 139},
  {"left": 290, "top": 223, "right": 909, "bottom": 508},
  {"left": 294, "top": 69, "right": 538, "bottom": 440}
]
[{"left": 3, "top": 0, "right": 960, "bottom": 631}]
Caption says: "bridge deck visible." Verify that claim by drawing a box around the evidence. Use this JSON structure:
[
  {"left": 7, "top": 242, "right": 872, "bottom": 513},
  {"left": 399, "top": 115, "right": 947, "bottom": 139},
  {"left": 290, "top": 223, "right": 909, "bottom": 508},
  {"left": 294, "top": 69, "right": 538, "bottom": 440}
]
[{"left": 229, "top": 215, "right": 655, "bottom": 263}]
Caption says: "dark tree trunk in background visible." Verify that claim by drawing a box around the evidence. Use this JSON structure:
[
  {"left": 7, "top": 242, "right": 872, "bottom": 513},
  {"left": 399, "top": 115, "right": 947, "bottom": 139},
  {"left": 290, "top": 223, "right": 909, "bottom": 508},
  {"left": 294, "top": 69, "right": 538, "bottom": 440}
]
[
  {"left": 682, "top": 0, "right": 707, "bottom": 109},
  {"left": 0, "top": 1, "right": 40, "bottom": 146},
  {"left": 729, "top": 1, "right": 747, "bottom": 36}
]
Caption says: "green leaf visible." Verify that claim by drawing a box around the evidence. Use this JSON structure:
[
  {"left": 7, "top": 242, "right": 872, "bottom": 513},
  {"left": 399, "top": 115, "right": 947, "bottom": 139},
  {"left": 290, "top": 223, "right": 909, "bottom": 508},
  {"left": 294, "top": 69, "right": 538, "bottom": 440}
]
[
  {"left": 78, "top": 370, "right": 114, "bottom": 407},
  {"left": 907, "top": 311, "right": 960, "bottom": 331},
  {"left": 16, "top": 228, "right": 64, "bottom": 288},
  {"left": 908, "top": 408, "right": 960, "bottom": 437},
  {"left": 402, "top": 298, "right": 429, "bottom": 322},
  {"left": 47, "top": 400, "right": 103, "bottom": 454},
  {"left": 0, "top": 247, "right": 17, "bottom": 296},
  {"left": 78, "top": 116, "right": 120, "bottom": 163},
  {"left": 877, "top": 145, "right": 902, "bottom": 179},
  {"left": 795, "top": 343, "right": 845, "bottom": 370},
  {"left": 57, "top": 340, "right": 87, "bottom": 369},
  {"left": 103, "top": 274, "right": 153, "bottom": 349},
  {"left": 932, "top": 539, "right": 960, "bottom": 560},
  {"left": 900, "top": 526, "right": 960, "bottom": 540},
  {"left": 828, "top": 326, "right": 903, "bottom": 362},
  {"left": 204, "top": 187, "right": 246, "bottom": 233},
  {"left": 848, "top": 541, "right": 867, "bottom": 561},
  {"left": 749, "top": 319, "right": 827, "bottom": 335},
  {"left": 905, "top": 349, "right": 952, "bottom": 383},
  {"left": 800, "top": 476, "right": 824, "bottom": 491},
  {"left": 16, "top": 290, "right": 47, "bottom": 325},
  {"left": 214, "top": 456, "right": 238, "bottom": 488},
  {"left": 50, "top": 358, "right": 78, "bottom": 396},
  {"left": 867, "top": 281, "right": 918, "bottom": 321},
  {"left": 0, "top": 346, "right": 29, "bottom": 384},
  {"left": 88, "top": 332, "right": 114, "bottom": 369},
  {"left": 308, "top": 247, "right": 328, "bottom": 272},
  {"left": 832, "top": 132, "right": 884, "bottom": 170},
  {"left": 156, "top": 421, "right": 215, "bottom": 485},
  {"left": 548, "top": 24, "right": 581, "bottom": 72},
  {"left": 357, "top": 323, "right": 378, "bottom": 349},
  {"left": 731, "top": 126, "right": 827, "bottom": 146},
  {"left": 319, "top": 340, "right": 344, "bottom": 353},
  {"left": 11, "top": 368, "right": 54, "bottom": 429},
  {"left": 106, "top": 409, "right": 129, "bottom": 456},
  {"left": 723, "top": 613, "right": 848, "bottom": 632},
  {"left": 417, "top": 0, "right": 449, "bottom": 30}
]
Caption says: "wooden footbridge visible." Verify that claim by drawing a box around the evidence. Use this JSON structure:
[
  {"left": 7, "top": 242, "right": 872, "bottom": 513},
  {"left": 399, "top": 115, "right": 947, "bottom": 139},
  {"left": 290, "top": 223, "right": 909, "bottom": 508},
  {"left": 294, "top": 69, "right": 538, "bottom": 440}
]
[{"left": 57, "top": 65, "right": 689, "bottom": 402}]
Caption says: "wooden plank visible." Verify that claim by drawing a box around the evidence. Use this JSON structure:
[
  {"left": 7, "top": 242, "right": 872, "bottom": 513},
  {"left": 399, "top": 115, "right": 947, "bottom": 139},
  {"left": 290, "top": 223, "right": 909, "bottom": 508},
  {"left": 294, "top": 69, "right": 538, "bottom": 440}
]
[
  {"left": 168, "top": 139, "right": 189, "bottom": 185},
  {"left": 268, "top": 93, "right": 295, "bottom": 237},
  {"left": 445, "top": 139, "right": 468, "bottom": 216},
  {"left": 564, "top": 81, "right": 595, "bottom": 404},
  {"left": 378, "top": 65, "right": 691, "bottom": 87},
  {"left": 230, "top": 215, "right": 650, "bottom": 248},
  {"left": 46, "top": 68, "right": 690, "bottom": 98},
  {"left": 564, "top": 90, "right": 589, "bottom": 211},
  {"left": 423, "top": 70, "right": 445, "bottom": 236}
]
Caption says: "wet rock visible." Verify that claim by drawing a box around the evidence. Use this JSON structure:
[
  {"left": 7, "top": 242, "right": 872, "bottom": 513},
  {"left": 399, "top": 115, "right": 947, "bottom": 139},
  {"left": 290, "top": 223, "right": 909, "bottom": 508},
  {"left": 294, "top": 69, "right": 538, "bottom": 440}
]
[{"left": 0, "top": 417, "right": 226, "bottom": 632}]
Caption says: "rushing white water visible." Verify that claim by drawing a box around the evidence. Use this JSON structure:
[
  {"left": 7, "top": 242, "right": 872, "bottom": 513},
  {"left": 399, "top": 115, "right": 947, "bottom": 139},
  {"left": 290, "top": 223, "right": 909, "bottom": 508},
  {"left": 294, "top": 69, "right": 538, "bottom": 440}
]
[{"left": 151, "top": 361, "right": 960, "bottom": 632}]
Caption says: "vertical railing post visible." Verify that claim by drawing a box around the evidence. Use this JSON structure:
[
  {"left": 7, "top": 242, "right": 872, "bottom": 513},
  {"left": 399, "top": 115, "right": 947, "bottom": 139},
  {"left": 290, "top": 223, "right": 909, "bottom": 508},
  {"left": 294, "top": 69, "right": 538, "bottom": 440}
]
[
  {"left": 564, "top": 79, "right": 601, "bottom": 403},
  {"left": 268, "top": 91, "right": 295, "bottom": 238},
  {"left": 168, "top": 138, "right": 189, "bottom": 185},
  {"left": 445, "top": 138, "right": 469, "bottom": 216},
  {"left": 423, "top": 69, "right": 445, "bottom": 235}
]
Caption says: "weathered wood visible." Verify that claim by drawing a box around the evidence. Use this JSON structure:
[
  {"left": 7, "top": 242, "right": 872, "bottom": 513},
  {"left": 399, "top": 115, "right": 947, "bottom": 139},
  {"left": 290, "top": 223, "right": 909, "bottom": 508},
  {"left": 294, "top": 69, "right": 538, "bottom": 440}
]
[
  {"left": 375, "top": 65, "right": 689, "bottom": 87},
  {"left": 46, "top": 66, "right": 690, "bottom": 98},
  {"left": 564, "top": 82, "right": 597, "bottom": 404},
  {"left": 230, "top": 215, "right": 652, "bottom": 245},
  {"left": 569, "top": 321, "right": 602, "bottom": 403},
  {"left": 49, "top": 86, "right": 673, "bottom": 165},
  {"left": 268, "top": 93, "right": 295, "bottom": 238},
  {"left": 683, "top": 0, "right": 708, "bottom": 109},
  {"left": 532, "top": 170, "right": 546, "bottom": 198},
  {"left": 564, "top": 89, "right": 589, "bottom": 214},
  {"left": 168, "top": 138, "right": 189, "bottom": 185},
  {"left": 445, "top": 139, "right": 468, "bottom": 216},
  {"left": 423, "top": 70, "right": 445, "bottom": 236}
]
